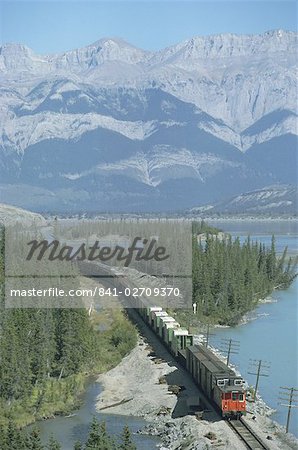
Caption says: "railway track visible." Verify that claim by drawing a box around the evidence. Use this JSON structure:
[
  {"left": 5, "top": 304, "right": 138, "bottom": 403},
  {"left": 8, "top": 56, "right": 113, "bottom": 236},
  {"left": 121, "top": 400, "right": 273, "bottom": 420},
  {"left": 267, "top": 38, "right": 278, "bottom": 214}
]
[
  {"left": 228, "top": 418, "right": 270, "bottom": 450},
  {"left": 79, "top": 261, "right": 271, "bottom": 450}
]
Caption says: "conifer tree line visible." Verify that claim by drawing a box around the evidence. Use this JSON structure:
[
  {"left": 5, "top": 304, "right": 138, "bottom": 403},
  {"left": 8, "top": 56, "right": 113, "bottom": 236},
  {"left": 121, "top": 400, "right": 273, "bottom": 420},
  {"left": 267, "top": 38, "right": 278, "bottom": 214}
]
[
  {"left": 0, "top": 225, "right": 98, "bottom": 403},
  {"left": 0, "top": 418, "right": 136, "bottom": 450},
  {"left": 192, "top": 221, "right": 297, "bottom": 325},
  {"left": 0, "top": 226, "right": 137, "bottom": 427}
]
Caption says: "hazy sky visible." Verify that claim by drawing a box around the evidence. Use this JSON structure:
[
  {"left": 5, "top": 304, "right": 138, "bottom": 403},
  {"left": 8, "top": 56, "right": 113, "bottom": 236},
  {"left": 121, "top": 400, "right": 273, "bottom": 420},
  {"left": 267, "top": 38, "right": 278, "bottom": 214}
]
[{"left": 0, "top": 1, "right": 296, "bottom": 54}]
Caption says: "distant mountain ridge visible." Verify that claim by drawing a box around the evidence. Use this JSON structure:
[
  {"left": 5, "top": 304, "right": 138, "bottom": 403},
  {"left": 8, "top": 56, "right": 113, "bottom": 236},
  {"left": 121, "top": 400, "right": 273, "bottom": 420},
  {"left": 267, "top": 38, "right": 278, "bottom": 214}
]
[
  {"left": 0, "top": 30, "right": 297, "bottom": 213},
  {"left": 190, "top": 185, "right": 297, "bottom": 215}
]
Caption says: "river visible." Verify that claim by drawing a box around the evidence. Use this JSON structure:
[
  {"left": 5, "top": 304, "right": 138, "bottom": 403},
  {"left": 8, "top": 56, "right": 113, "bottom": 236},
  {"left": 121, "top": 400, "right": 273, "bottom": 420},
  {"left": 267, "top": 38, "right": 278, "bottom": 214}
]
[
  {"left": 205, "top": 219, "right": 298, "bottom": 436},
  {"left": 35, "top": 380, "right": 160, "bottom": 449}
]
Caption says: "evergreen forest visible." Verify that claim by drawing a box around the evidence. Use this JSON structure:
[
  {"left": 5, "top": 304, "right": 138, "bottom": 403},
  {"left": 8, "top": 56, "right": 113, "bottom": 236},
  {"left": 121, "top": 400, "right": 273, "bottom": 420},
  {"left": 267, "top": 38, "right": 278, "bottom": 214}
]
[{"left": 191, "top": 221, "right": 297, "bottom": 325}]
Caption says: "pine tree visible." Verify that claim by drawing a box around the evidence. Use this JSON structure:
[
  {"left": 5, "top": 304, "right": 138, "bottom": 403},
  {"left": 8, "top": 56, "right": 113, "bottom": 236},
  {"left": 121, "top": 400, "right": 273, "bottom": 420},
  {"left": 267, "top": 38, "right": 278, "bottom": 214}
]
[
  {"left": 0, "top": 310, "right": 33, "bottom": 401},
  {"left": 47, "top": 435, "right": 61, "bottom": 450},
  {"left": 55, "top": 308, "right": 94, "bottom": 378},
  {"left": 190, "top": 229, "right": 297, "bottom": 325},
  {"left": 27, "top": 427, "right": 44, "bottom": 450},
  {"left": 85, "top": 418, "right": 114, "bottom": 450},
  {"left": 119, "top": 425, "right": 136, "bottom": 450},
  {"left": 5, "top": 421, "right": 26, "bottom": 450},
  {"left": 0, "top": 424, "right": 8, "bottom": 450}
]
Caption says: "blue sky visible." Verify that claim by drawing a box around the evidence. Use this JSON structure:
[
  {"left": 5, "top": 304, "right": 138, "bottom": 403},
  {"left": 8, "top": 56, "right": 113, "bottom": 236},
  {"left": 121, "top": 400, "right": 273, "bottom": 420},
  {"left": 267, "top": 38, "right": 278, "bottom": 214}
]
[{"left": 0, "top": 1, "right": 297, "bottom": 54}]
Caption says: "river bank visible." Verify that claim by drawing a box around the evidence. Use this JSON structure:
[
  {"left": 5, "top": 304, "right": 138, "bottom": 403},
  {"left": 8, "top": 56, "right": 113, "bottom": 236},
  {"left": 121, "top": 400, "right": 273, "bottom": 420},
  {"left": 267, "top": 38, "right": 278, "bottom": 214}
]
[
  {"left": 207, "top": 228, "right": 297, "bottom": 436},
  {"left": 34, "top": 378, "right": 161, "bottom": 449},
  {"left": 96, "top": 334, "right": 246, "bottom": 450},
  {"left": 96, "top": 331, "right": 297, "bottom": 450},
  {"left": 212, "top": 277, "right": 298, "bottom": 436}
]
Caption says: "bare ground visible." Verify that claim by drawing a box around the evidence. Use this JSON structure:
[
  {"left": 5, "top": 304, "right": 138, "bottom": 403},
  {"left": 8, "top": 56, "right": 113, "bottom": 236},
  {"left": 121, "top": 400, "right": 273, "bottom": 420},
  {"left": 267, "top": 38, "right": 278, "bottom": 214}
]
[{"left": 95, "top": 310, "right": 298, "bottom": 450}]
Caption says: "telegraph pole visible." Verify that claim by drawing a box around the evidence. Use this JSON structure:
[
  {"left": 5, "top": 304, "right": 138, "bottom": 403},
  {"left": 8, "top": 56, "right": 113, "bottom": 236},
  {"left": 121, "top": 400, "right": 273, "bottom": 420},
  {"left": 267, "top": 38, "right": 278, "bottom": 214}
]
[
  {"left": 278, "top": 387, "right": 298, "bottom": 433},
  {"left": 248, "top": 359, "right": 270, "bottom": 401},
  {"left": 202, "top": 323, "right": 215, "bottom": 348},
  {"left": 220, "top": 338, "right": 240, "bottom": 366}
]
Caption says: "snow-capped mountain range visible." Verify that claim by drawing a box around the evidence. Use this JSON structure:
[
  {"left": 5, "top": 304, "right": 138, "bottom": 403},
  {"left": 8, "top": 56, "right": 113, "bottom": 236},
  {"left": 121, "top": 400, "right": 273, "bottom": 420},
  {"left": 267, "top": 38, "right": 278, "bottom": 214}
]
[{"left": 0, "top": 30, "right": 297, "bottom": 212}]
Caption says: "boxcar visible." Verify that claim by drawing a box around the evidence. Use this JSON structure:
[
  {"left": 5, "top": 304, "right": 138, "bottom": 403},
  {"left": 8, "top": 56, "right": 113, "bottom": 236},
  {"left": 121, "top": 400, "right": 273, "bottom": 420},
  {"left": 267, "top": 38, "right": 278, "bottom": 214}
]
[{"left": 186, "top": 345, "right": 246, "bottom": 418}]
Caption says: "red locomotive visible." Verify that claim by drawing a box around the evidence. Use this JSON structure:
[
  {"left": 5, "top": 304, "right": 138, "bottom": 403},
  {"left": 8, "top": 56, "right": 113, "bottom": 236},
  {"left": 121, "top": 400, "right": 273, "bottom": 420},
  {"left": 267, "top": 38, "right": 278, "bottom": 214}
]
[{"left": 185, "top": 344, "right": 246, "bottom": 418}]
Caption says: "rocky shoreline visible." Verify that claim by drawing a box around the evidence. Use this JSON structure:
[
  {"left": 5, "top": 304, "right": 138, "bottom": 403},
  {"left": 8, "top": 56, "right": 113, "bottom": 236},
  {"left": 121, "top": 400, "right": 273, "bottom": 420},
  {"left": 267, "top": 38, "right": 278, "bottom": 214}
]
[
  {"left": 96, "top": 337, "right": 246, "bottom": 450},
  {"left": 96, "top": 331, "right": 298, "bottom": 450}
]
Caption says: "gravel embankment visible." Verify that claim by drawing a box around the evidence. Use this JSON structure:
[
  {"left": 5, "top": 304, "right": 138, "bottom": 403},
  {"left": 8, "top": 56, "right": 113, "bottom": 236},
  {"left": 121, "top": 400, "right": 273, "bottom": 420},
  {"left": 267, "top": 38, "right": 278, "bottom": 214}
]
[
  {"left": 97, "top": 336, "right": 248, "bottom": 449},
  {"left": 96, "top": 325, "right": 297, "bottom": 450}
]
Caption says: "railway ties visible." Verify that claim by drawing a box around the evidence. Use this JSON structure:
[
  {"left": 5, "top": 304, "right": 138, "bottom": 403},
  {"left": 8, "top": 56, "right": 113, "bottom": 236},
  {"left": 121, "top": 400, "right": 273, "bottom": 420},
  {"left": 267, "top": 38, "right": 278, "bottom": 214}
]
[
  {"left": 228, "top": 418, "right": 270, "bottom": 450},
  {"left": 79, "top": 261, "right": 270, "bottom": 450}
]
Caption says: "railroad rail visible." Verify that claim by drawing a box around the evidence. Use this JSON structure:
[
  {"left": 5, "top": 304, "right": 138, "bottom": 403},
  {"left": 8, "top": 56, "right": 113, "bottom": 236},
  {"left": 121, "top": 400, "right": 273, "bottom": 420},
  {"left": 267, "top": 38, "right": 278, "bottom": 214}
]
[
  {"left": 79, "top": 261, "right": 271, "bottom": 450},
  {"left": 228, "top": 418, "right": 270, "bottom": 450}
]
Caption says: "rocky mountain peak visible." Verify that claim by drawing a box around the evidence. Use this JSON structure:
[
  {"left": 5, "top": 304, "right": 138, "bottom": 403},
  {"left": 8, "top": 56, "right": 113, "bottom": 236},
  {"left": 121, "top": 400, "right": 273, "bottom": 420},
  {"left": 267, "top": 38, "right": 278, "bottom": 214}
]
[{"left": 0, "top": 30, "right": 296, "bottom": 213}]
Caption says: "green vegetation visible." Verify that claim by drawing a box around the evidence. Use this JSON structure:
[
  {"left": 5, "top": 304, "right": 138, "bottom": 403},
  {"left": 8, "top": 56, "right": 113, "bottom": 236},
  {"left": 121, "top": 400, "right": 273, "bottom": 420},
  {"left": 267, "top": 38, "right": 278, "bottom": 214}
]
[
  {"left": 192, "top": 220, "right": 220, "bottom": 235},
  {"left": 0, "top": 418, "right": 136, "bottom": 449},
  {"left": 0, "top": 226, "right": 137, "bottom": 428},
  {"left": 90, "top": 308, "right": 138, "bottom": 374},
  {"left": 188, "top": 222, "right": 297, "bottom": 326}
]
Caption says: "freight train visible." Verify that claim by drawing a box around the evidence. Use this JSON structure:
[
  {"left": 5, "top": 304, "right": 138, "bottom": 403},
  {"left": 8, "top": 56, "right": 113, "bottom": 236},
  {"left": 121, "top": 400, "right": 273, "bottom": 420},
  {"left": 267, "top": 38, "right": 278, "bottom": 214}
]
[
  {"left": 132, "top": 301, "right": 247, "bottom": 419},
  {"left": 78, "top": 261, "right": 246, "bottom": 419}
]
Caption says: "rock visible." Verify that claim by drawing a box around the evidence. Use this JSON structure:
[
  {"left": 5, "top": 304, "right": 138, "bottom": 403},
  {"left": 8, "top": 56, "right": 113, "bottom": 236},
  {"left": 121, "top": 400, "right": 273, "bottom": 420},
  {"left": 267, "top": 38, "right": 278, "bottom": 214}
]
[
  {"left": 204, "top": 431, "right": 217, "bottom": 441},
  {"left": 168, "top": 385, "right": 181, "bottom": 395},
  {"left": 157, "top": 406, "right": 172, "bottom": 416},
  {"left": 154, "top": 358, "right": 164, "bottom": 364},
  {"left": 159, "top": 376, "right": 167, "bottom": 384}
]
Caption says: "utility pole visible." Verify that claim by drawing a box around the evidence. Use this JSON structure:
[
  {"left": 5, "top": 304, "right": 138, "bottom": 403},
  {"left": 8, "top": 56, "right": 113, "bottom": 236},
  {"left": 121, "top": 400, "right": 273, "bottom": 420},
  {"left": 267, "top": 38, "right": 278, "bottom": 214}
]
[
  {"left": 220, "top": 338, "right": 240, "bottom": 366},
  {"left": 278, "top": 387, "right": 298, "bottom": 433},
  {"left": 248, "top": 359, "right": 270, "bottom": 402},
  {"left": 202, "top": 323, "right": 215, "bottom": 348}
]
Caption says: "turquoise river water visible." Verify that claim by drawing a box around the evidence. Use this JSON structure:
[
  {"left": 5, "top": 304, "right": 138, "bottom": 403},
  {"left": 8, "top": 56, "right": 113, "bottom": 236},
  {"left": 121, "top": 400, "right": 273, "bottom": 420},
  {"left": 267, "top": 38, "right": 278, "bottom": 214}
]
[{"left": 207, "top": 219, "right": 298, "bottom": 436}]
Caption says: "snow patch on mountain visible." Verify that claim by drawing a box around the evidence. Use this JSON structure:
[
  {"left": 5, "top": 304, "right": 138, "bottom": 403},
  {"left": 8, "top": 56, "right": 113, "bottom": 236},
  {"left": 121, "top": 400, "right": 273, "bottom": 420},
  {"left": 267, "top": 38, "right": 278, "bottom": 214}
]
[
  {"left": 62, "top": 148, "right": 241, "bottom": 187},
  {"left": 210, "top": 185, "right": 297, "bottom": 214},
  {"left": 0, "top": 113, "right": 157, "bottom": 152},
  {"left": 197, "top": 121, "right": 242, "bottom": 150},
  {"left": 1, "top": 107, "right": 246, "bottom": 153},
  {"left": 241, "top": 114, "right": 297, "bottom": 150},
  {"left": 230, "top": 188, "right": 291, "bottom": 204}
]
